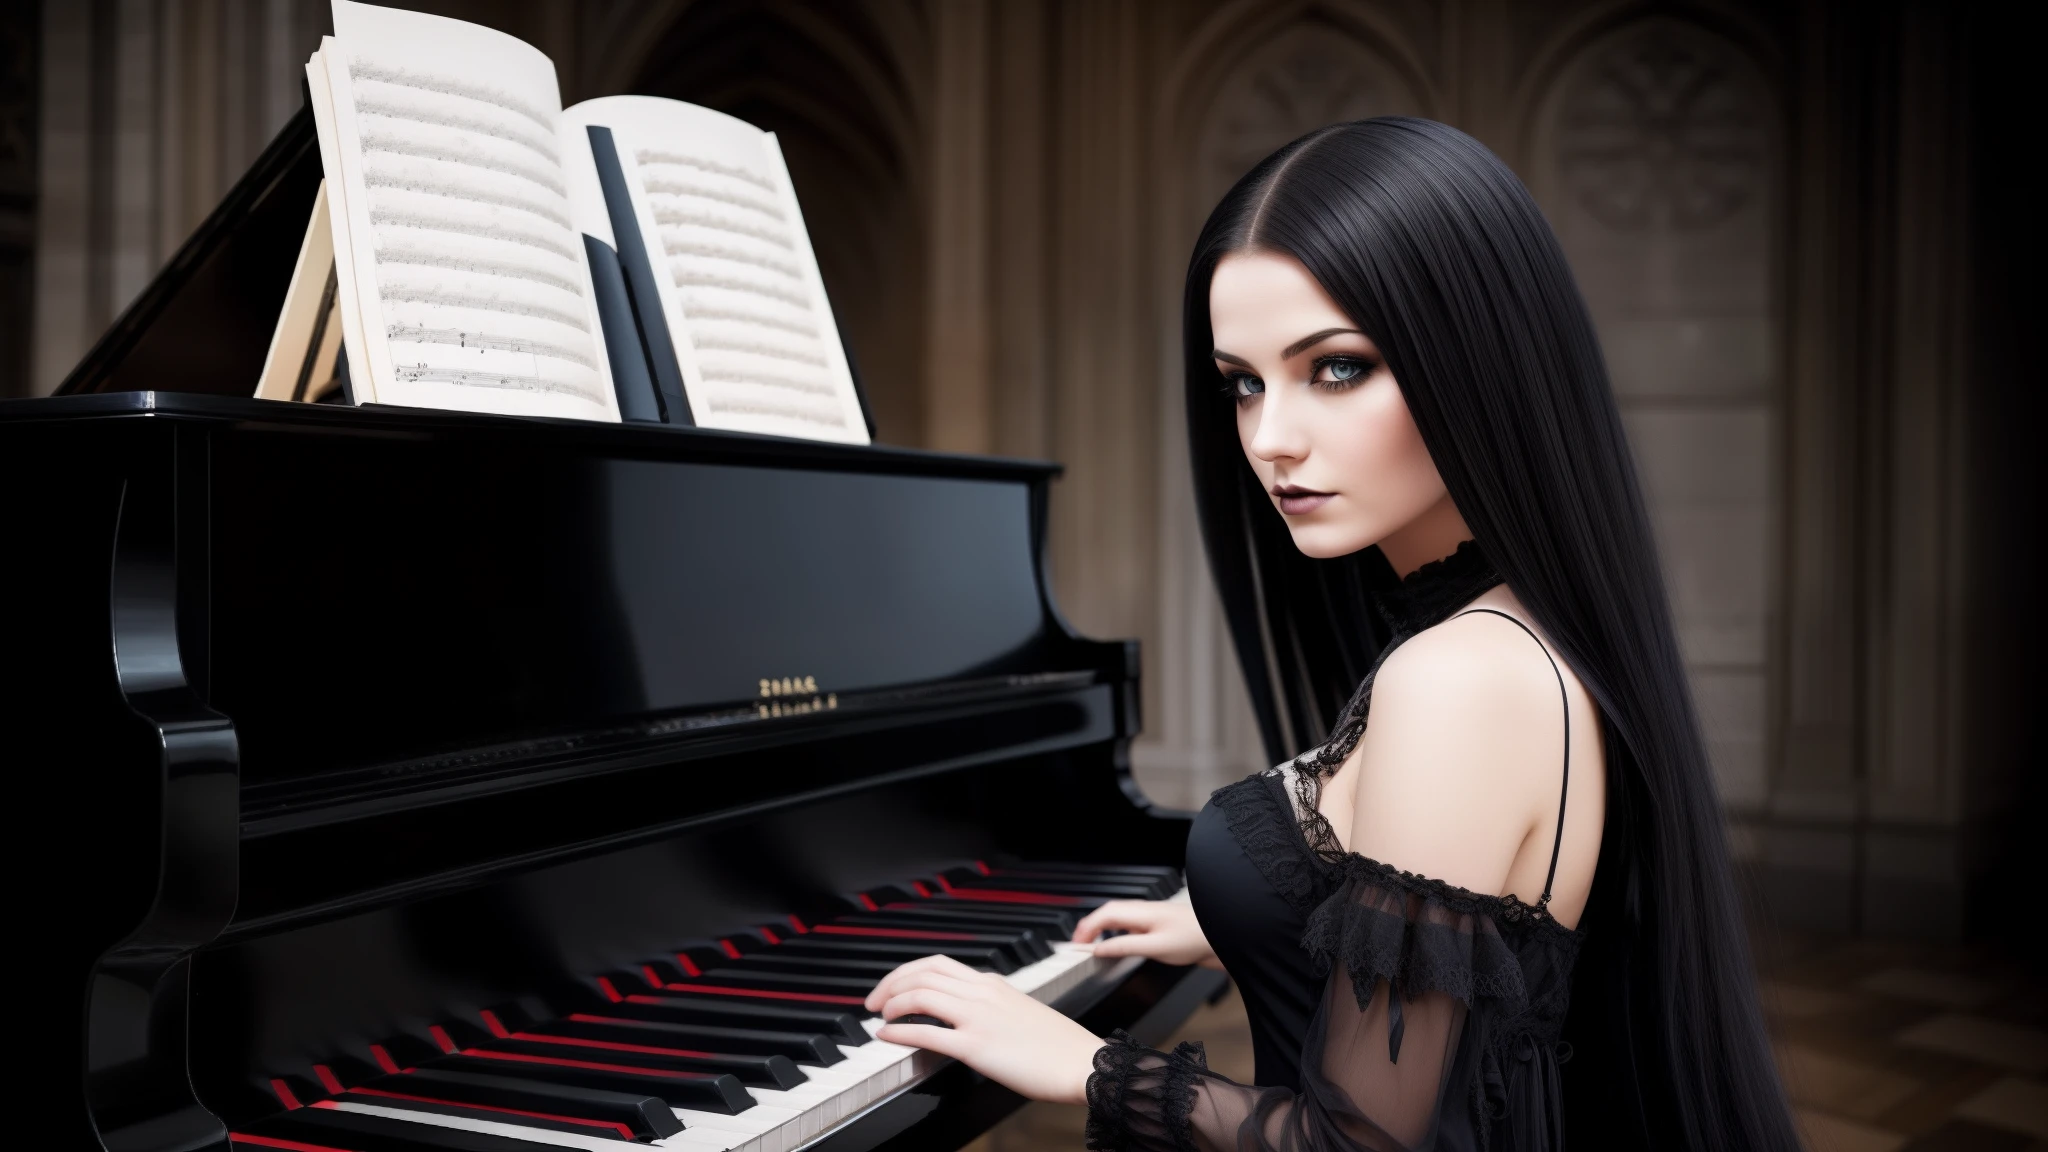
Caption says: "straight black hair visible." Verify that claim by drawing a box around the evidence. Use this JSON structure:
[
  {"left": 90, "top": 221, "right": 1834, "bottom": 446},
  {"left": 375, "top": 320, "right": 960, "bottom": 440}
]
[{"left": 1185, "top": 117, "right": 1799, "bottom": 1151}]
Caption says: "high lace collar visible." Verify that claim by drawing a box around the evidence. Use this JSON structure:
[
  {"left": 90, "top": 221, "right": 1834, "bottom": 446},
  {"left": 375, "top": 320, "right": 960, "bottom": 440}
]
[{"left": 1372, "top": 539, "right": 1503, "bottom": 636}]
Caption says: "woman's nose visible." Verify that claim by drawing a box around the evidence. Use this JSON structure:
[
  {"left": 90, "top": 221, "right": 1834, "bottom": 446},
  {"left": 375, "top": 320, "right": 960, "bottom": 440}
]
[{"left": 1248, "top": 390, "right": 1309, "bottom": 462}]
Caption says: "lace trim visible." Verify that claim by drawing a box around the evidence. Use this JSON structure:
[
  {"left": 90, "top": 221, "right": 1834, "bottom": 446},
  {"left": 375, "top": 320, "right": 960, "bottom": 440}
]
[
  {"left": 1084, "top": 1032, "right": 1207, "bottom": 1152},
  {"left": 1373, "top": 538, "right": 1501, "bottom": 634},
  {"left": 1323, "top": 853, "right": 1581, "bottom": 934},
  {"left": 1084, "top": 1032, "right": 1147, "bottom": 1152},
  {"left": 1301, "top": 860, "right": 1580, "bottom": 1015},
  {"left": 1159, "top": 1041, "right": 1208, "bottom": 1152},
  {"left": 1211, "top": 775, "right": 1324, "bottom": 917}
]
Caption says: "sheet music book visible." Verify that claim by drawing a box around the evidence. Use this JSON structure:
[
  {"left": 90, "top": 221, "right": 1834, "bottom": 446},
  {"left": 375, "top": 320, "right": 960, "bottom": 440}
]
[{"left": 271, "top": 0, "right": 871, "bottom": 444}]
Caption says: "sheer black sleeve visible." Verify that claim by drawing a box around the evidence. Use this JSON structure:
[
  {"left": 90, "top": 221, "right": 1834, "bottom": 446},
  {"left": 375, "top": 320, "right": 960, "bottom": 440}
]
[{"left": 1084, "top": 861, "right": 1539, "bottom": 1152}]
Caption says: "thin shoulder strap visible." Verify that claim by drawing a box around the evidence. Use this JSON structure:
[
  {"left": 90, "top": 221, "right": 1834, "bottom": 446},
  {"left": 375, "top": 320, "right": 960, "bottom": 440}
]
[{"left": 1452, "top": 608, "right": 1571, "bottom": 910}]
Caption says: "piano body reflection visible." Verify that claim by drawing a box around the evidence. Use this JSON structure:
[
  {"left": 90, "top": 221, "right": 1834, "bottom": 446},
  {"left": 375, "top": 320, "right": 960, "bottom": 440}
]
[{"left": 8, "top": 110, "right": 1219, "bottom": 1152}]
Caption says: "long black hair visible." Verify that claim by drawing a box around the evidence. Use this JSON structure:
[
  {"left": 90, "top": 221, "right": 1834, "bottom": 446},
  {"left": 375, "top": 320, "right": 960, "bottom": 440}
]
[{"left": 1186, "top": 117, "right": 1799, "bottom": 1151}]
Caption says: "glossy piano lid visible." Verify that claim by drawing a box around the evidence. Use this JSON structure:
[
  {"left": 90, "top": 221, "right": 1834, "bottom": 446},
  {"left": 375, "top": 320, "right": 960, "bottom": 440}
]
[{"left": 0, "top": 390, "right": 1059, "bottom": 481}]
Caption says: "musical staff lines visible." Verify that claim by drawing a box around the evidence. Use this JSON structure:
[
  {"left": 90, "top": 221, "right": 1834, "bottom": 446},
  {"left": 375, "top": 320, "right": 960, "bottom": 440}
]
[
  {"left": 377, "top": 248, "right": 585, "bottom": 296},
  {"left": 380, "top": 286, "right": 587, "bottom": 330},
  {"left": 636, "top": 149, "right": 778, "bottom": 191},
  {"left": 634, "top": 141, "right": 849, "bottom": 429},
  {"left": 370, "top": 207, "right": 579, "bottom": 261},
  {"left": 350, "top": 61, "right": 556, "bottom": 132},
  {"left": 343, "top": 50, "right": 602, "bottom": 404},
  {"left": 386, "top": 324, "right": 596, "bottom": 370},
  {"left": 364, "top": 171, "right": 571, "bottom": 229}
]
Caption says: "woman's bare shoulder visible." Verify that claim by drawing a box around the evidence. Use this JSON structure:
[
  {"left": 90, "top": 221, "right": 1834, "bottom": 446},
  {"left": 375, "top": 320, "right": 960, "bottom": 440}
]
[{"left": 1345, "top": 601, "right": 1573, "bottom": 894}]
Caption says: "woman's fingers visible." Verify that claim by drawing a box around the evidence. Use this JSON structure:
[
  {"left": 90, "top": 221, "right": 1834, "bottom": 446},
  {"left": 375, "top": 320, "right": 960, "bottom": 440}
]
[
  {"left": 865, "top": 954, "right": 991, "bottom": 1011},
  {"left": 875, "top": 1018, "right": 972, "bottom": 1058},
  {"left": 878, "top": 985, "right": 971, "bottom": 1026},
  {"left": 1072, "top": 900, "right": 1154, "bottom": 943},
  {"left": 1087, "top": 931, "right": 1140, "bottom": 958}
]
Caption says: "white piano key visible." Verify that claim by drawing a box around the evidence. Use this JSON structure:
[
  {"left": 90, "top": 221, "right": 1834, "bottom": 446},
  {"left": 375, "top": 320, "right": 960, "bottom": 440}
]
[{"left": 323, "top": 1099, "right": 643, "bottom": 1149}]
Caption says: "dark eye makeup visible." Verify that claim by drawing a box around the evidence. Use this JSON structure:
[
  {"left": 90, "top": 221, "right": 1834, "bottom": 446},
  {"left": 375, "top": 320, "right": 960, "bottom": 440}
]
[
  {"left": 1310, "top": 355, "right": 1378, "bottom": 387},
  {"left": 1214, "top": 354, "right": 1379, "bottom": 404}
]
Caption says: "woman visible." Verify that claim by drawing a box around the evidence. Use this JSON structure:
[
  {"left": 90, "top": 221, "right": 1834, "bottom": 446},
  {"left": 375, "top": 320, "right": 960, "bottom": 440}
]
[{"left": 866, "top": 118, "right": 1799, "bottom": 1151}]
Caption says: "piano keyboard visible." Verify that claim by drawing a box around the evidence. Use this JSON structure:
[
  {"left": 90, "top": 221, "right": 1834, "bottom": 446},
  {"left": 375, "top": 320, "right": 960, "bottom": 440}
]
[{"left": 230, "top": 861, "right": 1177, "bottom": 1152}]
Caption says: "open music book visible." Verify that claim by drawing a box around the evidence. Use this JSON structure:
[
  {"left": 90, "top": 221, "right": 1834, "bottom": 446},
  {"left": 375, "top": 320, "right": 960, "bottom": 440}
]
[{"left": 263, "top": 0, "right": 870, "bottom": 443}]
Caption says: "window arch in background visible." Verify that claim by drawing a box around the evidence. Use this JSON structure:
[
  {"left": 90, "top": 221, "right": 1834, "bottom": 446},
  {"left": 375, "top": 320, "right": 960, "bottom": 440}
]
[{"left": 1531, "top": 18, "right": 1782, "bottom": 809}]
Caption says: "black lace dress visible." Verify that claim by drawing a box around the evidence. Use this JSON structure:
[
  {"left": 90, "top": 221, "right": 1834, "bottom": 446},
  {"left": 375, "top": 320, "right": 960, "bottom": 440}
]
[{"left": 1085, "top": 543, "right": 1583, "bottom": 1152}]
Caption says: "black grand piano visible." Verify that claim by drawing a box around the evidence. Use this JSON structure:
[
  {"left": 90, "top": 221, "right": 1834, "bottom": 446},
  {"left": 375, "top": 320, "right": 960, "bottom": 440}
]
[{"left": 7, "top": 110, "right": 1219, "bottom": 1152}]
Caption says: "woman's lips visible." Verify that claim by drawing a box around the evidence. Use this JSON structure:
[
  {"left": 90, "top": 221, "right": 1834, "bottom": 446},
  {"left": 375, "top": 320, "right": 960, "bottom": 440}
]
[{"left": 1273, "top": 489, "right": 1334, "bottom": 516}]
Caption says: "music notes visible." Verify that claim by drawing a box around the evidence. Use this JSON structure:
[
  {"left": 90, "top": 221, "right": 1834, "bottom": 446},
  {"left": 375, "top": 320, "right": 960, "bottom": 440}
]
[
  {"left": 635, "top": 147, "right": 853, "bottom": 431},
  {"left": 342, "top": 52, "right": 605, "bottom": 406}
]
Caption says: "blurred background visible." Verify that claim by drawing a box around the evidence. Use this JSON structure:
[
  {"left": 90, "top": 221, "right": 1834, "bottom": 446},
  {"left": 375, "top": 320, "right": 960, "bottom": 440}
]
[{"left": 1, "top": 2, "right": 2038, "bottom": 1149}]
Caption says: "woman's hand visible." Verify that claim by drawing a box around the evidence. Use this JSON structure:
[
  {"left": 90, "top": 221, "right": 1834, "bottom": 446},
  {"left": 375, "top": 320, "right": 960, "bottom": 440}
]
[
  {"left": 866, "top": 955, "right": 1104, "bottom": 1105},
  {"left": 1071, "top": 897, "right": 1222, "bottom": 969}
]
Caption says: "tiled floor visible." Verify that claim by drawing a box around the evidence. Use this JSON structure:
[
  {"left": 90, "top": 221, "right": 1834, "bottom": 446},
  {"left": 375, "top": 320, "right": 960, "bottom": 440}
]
[{"left": 967, "top": 936, "right": 2045, "bottom": 1152}]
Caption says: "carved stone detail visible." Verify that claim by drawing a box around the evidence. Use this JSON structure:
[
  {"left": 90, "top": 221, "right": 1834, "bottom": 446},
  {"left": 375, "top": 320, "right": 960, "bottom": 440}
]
[
  {"left": 1195, "top": 23, "right": 1422, "bottom": 208},
  {"left": 1557, "top": 29, "right": 1766, "bottom": 233}
]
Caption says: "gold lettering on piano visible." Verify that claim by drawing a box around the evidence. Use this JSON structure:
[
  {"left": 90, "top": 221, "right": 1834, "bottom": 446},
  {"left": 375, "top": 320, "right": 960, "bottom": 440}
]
[{"left": 751, "top": 684, "right": 839, "bottom": 719}]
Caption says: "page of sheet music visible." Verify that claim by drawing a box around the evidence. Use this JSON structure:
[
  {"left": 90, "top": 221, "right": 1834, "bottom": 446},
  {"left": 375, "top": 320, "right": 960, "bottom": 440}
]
[
  {"left": 312, "top": 1, "right": 618, "bottom": 421},
  {"left": 562, "top": 96, "right": 868, "bottom": 443}
]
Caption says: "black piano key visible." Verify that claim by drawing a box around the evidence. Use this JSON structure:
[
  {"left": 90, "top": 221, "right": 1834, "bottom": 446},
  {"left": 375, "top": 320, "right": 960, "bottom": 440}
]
[
  {"left": 534, "top": 1013, "right": 845, "bottom": 1065},
  {"left": 472, "top": 1037, "right": 805, "bottom": 1089},
  {"left": 253, "top": 1105, "right": 575, "bottom": 1152},
  {"left": 943, "top": 876, "right": 1164, "bottom": 899},
  {"left": 774, "top": 936, "right": 1017, "bottom": 974},
  {"left": 317, "top": 1057, "right": 391, "bottom": 1091},
  {"left": 853, "top": 885, "right": 920, "bottom": 907},
  {"left": 637, "top": 979, "right": 875, "bottom": 1019},
  {"left": 1005, "top": 860, "right": 1185, "bottom": 882},
  {"left": 371, "top": 1034, "right": 452, "bottom": 1071},
  {"left": 476, "top": 1005, "right": 812, "bottom": 1086},
  {"left": 903, "top": 884, "right": 1102, "bottom": 910},
  {"left": 585, "top": 991, "right": 871, "bottom": 1045},
  {"left": 642, "top": 955, "right": 717, "bottom": 984},
  {"left": 427, "top": 1052, "right": 754, "bottom": 1114},
  {"left": 686, "top": 970, "right": 886, "bottom": 997},
  {"left": 713, "top": 952, "right": 933, "bottom": 979},
  {"left": 351, "top": 1066, "right": 681, "bottom": 1141},
  {"left": 874, "top": 902, "right": 1083, "bottom": 935},
  {"left": 262, "top": 1073, "right": 332, "bottom": 1111},
  {"left": 973, "top": 869, "right": 1175, "bottom": 899},
  {"left": 817, "top": 917, "right": 1052, "bottom": 960},
  {"left": 712, "top": 935, "right": 765, "bottom": 957}
]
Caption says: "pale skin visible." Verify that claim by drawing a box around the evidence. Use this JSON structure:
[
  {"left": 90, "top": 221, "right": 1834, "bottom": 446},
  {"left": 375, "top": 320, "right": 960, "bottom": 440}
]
[{"left": 866, "top": 249, "right": 1607, "bottom": 1108}]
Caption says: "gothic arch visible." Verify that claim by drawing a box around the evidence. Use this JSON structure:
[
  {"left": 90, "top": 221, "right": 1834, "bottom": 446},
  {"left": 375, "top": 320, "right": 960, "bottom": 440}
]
[
  {"left": 1527, "top": 15, "right": 1785, "bottom": 810},
  {"left": 1160, "top": 0, "right": 1438, "bottom": 227},
  {"left": 1508, "top": 1, "right": 1784, "bottom": 168}
]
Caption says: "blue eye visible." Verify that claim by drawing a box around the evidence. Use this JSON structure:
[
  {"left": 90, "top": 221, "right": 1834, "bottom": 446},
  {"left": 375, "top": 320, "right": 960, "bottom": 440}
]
[
  {"left": 1312, "top": 357, "right": 1375, "bottom": 387},
  {"left": 1222, "top": 374, "right": 1265, "bottom": 400}
]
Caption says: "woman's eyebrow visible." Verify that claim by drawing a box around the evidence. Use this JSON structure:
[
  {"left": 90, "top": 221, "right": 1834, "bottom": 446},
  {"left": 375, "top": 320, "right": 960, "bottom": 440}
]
[
  {"left": 1212, "top": 349, "right": 1253, "bottom": 367},
  {"left": 1281, "top": 327, "right": 1367, "bottom": 359}
]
